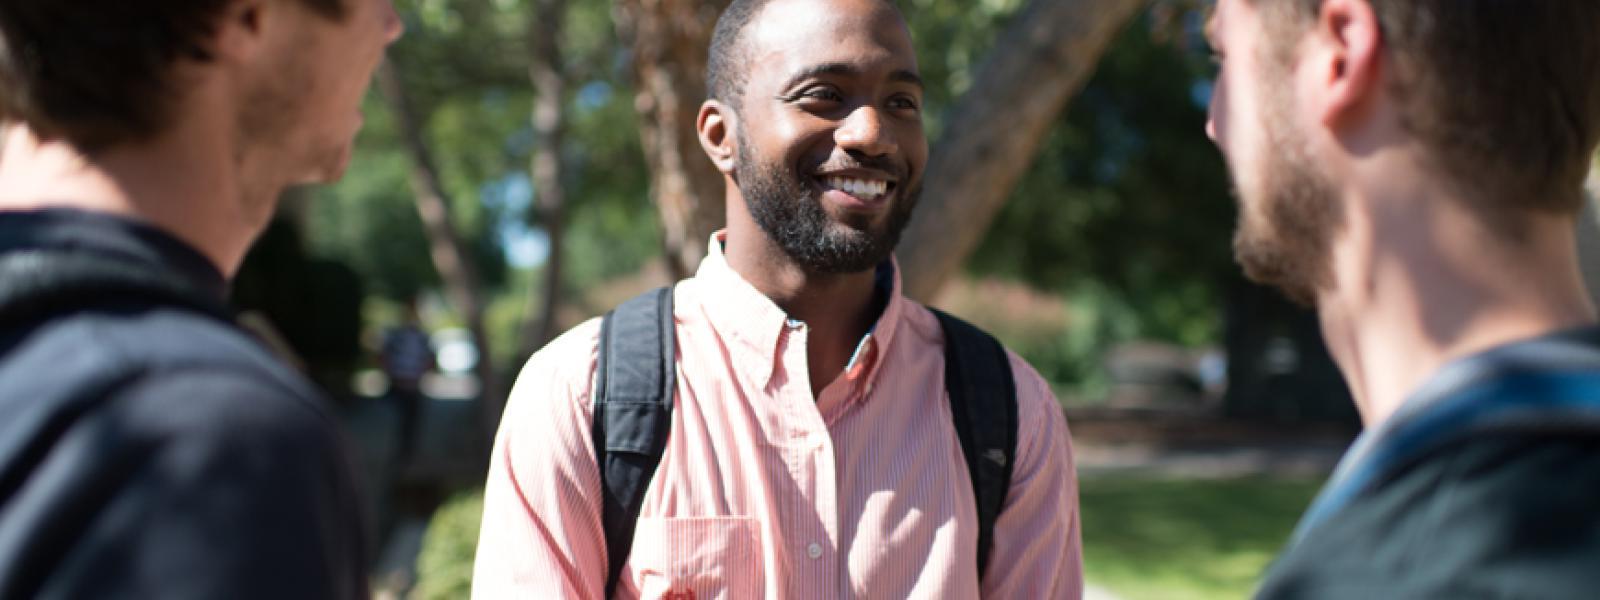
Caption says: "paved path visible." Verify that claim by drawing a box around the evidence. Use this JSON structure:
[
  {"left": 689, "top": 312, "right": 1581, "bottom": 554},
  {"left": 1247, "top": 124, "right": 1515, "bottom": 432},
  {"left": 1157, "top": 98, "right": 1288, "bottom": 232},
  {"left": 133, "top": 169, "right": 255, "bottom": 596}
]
[
  {"left": 1084, "top": 583, "right": 1123, "bottom": 600},
  {"left": 1075, "top": 440, "right": 1346, "bottom": 478}
]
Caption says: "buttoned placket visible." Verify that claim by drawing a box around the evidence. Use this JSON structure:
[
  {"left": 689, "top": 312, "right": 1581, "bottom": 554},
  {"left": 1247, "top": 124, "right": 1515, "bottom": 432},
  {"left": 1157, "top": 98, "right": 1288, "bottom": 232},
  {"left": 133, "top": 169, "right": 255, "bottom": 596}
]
[{"left": 777, "top": 318, "right": 844, "bottom": 599}]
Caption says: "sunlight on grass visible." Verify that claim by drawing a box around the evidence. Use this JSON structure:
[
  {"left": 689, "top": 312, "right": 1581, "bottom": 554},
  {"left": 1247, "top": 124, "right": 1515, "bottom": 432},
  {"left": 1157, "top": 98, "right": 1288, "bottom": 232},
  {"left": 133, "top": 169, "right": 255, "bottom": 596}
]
[{"left": 1080, "top": 476, "right": 1324, "bottom": 600}]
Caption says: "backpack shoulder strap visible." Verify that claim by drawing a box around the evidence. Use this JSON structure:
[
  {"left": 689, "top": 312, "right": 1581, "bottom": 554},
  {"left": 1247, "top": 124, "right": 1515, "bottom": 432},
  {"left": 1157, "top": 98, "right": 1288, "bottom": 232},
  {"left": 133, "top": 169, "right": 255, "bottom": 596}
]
[
  {"left": 931, "top": 308, "right": 1018, "bottom": 581},
  {"left": 592, "top": 285, "right": 676, "bottom": 598}
]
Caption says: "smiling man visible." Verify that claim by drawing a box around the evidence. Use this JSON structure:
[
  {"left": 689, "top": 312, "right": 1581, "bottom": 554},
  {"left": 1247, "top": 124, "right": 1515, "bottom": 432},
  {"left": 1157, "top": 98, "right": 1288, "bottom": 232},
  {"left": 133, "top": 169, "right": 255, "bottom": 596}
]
[
  {"left": 472, "top": 0, "right": 1081, "bottom": 597},
  {"left": 0, "top": 0, "right": 401, "bottom": 597},
  {"left": 1204, "top": 0, "right": 1600, "bottom": 597}
]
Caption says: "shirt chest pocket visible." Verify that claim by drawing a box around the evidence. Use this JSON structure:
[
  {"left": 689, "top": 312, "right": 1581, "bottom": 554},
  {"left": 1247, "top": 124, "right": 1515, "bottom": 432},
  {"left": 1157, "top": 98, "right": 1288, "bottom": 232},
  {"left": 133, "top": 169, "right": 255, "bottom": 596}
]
[{"left": 627, "top": 517, "right": 763, "bottom": 600}]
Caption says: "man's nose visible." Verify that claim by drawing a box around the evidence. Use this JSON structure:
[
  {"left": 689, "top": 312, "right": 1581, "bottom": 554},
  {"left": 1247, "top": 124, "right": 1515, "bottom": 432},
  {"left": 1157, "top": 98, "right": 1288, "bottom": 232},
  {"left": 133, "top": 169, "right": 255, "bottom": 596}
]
[{"left": 835, "top": 105, "right": 897, "bottom": 158}]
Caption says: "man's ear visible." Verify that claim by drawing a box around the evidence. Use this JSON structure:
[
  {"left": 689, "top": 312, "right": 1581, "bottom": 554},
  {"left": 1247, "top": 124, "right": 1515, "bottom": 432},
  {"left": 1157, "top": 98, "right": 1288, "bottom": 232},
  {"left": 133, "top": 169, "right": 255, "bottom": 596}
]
[
  {"left": 210, "top": 0, "right": 269, "bottom": 63},
  {"left": 698, "top": 100, "right": 737, "bottom": 174},
  {"left": 1311, "top": 0, "right": 1384, "bottom": 128}
]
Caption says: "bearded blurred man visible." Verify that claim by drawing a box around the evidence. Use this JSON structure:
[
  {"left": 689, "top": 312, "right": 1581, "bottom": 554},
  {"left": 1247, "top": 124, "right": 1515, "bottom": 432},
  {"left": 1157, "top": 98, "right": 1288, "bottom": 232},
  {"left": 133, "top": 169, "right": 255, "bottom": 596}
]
[{"left": 1205, "top": 0, "right": 1600, "bottom": 596}]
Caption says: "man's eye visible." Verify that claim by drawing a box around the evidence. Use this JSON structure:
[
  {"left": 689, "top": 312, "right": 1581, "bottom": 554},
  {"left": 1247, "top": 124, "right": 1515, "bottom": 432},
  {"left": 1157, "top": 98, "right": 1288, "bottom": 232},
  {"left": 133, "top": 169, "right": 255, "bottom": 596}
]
[
  {"left": 1208, "top": 51, "right": 1226, "bottom": 66},
  {"left": 889, "top": 96, "right": 920, "bottom": 112},
  {"left": 807, "top": 88, "right": 843, "bottom": 101}
]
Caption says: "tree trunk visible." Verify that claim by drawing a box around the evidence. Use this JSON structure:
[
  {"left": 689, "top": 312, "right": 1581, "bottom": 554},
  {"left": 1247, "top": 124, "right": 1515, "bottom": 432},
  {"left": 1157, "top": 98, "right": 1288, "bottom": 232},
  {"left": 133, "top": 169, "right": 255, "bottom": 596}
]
[
  {"left": 613, "top": 0, "right": 730, "bottom": 280},
  {"left": 897, "top": 0, "right": 1148, "bottom": 302},
  {"left": 377, "top": 61, "right": 505, "bottom": 444},
  {"left": 520, "top": 0, "right": 570, "bottom": 357}
]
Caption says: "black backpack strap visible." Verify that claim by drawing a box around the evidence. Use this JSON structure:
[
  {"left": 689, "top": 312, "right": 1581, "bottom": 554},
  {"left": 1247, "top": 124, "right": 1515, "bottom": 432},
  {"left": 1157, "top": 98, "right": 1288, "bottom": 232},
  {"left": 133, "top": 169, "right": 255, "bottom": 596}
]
[
  {"left": 932, "top": 308, "right": 1018, "bottom": 581},
  {"left": 592, "top": 286, "right": 676, "bottom": 598},
  {"left": 0, "top": 250, "right": 234, "bottom": 327}
]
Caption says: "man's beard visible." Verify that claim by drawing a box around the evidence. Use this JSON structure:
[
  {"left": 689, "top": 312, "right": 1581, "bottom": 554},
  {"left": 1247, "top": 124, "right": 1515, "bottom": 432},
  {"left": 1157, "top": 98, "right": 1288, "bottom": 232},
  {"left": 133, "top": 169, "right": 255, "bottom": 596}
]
[
  {"left": 1230, "top": 74, "right": 1342, "bottom": 307},
  {"left": 735, "top": 128, "right": 920, "bottom": 274},
  {"left": 236, "top": 35, "right": 351, "bottom": 198}
]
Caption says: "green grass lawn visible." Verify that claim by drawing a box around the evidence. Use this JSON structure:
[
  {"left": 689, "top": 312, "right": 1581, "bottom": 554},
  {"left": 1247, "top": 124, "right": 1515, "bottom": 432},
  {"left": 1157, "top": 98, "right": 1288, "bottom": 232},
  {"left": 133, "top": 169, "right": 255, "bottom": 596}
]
[
  {"left": 1080, "top": 475, "right": 1324, "bottom": 600},
  {"left": 412, "top": 475, "right": 1323, "bottom": 599}
]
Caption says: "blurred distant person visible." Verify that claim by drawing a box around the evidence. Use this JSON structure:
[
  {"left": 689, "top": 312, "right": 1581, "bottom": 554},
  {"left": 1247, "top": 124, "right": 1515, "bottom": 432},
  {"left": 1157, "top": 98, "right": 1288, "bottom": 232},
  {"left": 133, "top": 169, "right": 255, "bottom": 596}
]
[
  {"left": 380, "top": 300, "right": 434, "bottom": 462},
  {"left": 0, "top": 0, "right": 401, "bottom": 597},
  {"left": 473, "top": 0, "right": 1080, "bottom": 597},
  {"left": 1205, "top": 0, "right": 1600, "bottom": 596}
]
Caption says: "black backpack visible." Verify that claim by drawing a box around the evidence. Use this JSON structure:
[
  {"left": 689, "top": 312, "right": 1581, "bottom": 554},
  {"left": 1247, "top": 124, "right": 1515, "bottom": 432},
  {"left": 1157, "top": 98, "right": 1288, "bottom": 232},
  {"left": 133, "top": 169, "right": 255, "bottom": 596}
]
[{"left": 591, "top": 286, "right": 1019, "bottom": 597}]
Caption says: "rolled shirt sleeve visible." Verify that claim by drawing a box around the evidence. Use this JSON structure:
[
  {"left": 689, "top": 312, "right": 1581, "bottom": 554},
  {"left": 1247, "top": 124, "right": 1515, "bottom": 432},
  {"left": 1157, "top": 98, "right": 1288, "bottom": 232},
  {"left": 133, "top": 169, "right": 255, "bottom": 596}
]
[
  {"left": 473, "top": 320, "right": 608, "bottom": 599},
  {"left": 981, "top": 353, "right": 1083, "bottom": 599}
]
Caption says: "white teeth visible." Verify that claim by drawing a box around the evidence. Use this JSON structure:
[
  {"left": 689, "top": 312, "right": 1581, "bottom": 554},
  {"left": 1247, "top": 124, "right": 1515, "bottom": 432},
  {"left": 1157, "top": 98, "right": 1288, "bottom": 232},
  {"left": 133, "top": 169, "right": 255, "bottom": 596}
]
[{"left": 824, "top": 176, "right": 889, "bottom": 199}]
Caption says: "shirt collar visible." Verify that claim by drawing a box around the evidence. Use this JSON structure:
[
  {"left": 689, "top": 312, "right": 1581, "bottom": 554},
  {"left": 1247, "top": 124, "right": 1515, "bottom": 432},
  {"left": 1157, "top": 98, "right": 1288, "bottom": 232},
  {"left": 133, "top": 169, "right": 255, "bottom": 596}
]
[
  {"left": 0, "top": 208, "right": 228, "bottom": 300},
  {"left": 691, "top": 231, "right": 906, "bottom": 395}
]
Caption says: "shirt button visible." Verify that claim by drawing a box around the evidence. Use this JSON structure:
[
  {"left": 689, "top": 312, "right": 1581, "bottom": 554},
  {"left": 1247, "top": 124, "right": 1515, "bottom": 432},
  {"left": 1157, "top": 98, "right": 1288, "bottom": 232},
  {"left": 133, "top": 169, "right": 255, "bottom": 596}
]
[{"left": 807, "top": 543, "right": 823, "bottom": 559}]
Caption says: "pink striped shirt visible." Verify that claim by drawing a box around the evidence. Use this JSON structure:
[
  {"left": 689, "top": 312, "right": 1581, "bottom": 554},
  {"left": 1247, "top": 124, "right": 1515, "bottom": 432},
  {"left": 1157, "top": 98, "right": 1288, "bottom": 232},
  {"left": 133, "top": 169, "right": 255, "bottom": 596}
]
[{"left": 473, "top": 236, "right": 1082, "bottom": 599}]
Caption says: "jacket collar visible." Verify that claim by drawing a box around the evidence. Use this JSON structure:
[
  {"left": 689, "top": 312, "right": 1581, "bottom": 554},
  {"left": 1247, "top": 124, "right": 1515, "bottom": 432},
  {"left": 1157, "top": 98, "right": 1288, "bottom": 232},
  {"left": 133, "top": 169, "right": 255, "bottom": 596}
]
[{"left": 0, "top": 208, "right": 227, "bottom": 301}]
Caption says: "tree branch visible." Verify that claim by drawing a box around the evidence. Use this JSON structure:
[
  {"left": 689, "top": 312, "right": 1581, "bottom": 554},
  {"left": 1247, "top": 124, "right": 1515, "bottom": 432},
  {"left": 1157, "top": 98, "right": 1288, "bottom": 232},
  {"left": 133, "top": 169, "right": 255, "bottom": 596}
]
[
  {"left": 519, "top": 0, "right": 570, "bottom": 356},
  {"left": 614, "top": 0, "right": 730, "bottom": 279},
  {"left": 897, "top": 0, "right": 1148, "bottom": 301},
  {"left": 377, "top": 59, "right": 505, "bottom": 446}
]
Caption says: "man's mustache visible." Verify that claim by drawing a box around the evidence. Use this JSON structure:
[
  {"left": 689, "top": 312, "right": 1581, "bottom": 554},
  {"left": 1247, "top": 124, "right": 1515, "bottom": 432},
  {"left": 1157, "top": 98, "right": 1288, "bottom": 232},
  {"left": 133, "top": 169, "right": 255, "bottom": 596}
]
[{"left": 813, "top": 155, "right": 908, "bottom": 181}]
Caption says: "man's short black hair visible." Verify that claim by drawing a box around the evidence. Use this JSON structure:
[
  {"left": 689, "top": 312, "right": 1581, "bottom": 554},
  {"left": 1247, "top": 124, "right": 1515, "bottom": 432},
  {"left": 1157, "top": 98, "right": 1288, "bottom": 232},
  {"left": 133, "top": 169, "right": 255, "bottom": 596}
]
[
  {"left": 705, "top": 0, "right": 776, "bottom": 107},
  {"left": 705, "top": 0, "right": 900, "bottom": 108}
]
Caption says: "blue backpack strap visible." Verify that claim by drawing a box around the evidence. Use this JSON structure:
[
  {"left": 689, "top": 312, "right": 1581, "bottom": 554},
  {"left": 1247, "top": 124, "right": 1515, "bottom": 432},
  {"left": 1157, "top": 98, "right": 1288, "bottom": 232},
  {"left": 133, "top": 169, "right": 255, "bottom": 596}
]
[
  {"left": 932, "top": 308, "right": 1018, "bottom": 581},
  {"left": 1292, "top": 367, "right": 1600, "bottom": 545},
  {"left": 592, "top": 286, "right": 676, "bottom": 598}
]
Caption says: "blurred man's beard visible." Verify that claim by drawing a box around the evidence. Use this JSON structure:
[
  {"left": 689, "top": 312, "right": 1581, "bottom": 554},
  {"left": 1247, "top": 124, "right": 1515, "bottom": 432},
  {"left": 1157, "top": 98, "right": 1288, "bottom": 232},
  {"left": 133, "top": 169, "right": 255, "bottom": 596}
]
[
  {"left": 1230, "top": 77, "right": 1341, "bottom": 307},
  {"left": 735, "top": 127, "right": 919, "bottom": 274},
  {"left": 236, "top": 38, "right": 349, "bottom": 196}
]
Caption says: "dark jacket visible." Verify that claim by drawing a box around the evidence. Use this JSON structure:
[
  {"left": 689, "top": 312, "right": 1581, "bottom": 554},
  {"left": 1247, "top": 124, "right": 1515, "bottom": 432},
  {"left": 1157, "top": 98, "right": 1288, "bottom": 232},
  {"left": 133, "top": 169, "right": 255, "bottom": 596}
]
[
  {"left": 1259, "top": 328, "right": 1600, "bottom": 599},
  {"left": 0, "top": 210, "right": 368, "bottom": 599}
]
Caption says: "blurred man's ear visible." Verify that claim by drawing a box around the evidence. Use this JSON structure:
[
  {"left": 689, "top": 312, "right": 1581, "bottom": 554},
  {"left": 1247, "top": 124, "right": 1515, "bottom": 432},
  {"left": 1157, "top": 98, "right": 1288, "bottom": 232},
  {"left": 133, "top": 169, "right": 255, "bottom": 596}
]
[
  {"left": 1310, "top": 0, "right": 1384, "bottom": 129},
  {"left": 208, "top": 0, "right": 270, "bottom": 65},
  {"left": 698, "top": 100, "right": 737, "bottom": 174}
]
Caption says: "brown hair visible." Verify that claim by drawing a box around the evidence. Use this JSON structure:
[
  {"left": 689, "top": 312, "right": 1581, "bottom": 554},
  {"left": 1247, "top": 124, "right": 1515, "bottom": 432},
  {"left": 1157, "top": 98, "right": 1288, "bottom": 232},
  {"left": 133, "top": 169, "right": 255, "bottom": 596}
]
[
  {"left": 0, "top": 0, "right": 344, "bottom": 153},
  {"left": 1257, "top": 0, "right": 1600, "bottom": 214}
]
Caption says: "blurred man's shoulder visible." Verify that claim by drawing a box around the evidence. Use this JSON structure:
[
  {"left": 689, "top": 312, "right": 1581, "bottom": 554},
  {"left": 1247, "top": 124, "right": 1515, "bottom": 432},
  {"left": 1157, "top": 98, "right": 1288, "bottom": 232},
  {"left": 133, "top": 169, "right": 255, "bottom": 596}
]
[
  {"left": 3, "top": 301, "right": 330, "bottom": 420},
  {"left": 1261, "top": 433, "right": 1600, "bottom": 598}
]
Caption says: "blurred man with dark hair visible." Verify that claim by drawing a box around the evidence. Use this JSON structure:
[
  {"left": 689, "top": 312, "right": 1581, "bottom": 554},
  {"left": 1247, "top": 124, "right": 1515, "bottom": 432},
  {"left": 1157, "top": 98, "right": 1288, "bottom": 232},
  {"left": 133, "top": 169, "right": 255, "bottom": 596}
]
[
  {"left": 0, "top": 0, "right": 401, "bottom": 597},
  {"left": 473, "top": 0, "right": 1081, "bottom": 597},
  {"left": 1205, "top": 0, "right": 1600, "bottom": 596}
]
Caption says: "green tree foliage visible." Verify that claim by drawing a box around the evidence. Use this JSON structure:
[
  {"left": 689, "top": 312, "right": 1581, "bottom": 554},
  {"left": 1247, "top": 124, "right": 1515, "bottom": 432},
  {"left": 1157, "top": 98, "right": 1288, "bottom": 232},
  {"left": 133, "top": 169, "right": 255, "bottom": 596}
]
[
  {"left": 967, "top": 9, "right": 1234, "bottom": 347},
  {"left": 903, "top": 0, "right": 1028, "bottom": 135},
  {"left": 411, "top": 491, "right": 485, "bottom": 600},
  {"left": 308, "top": 0, "right": 660, "bottom": 312}
]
